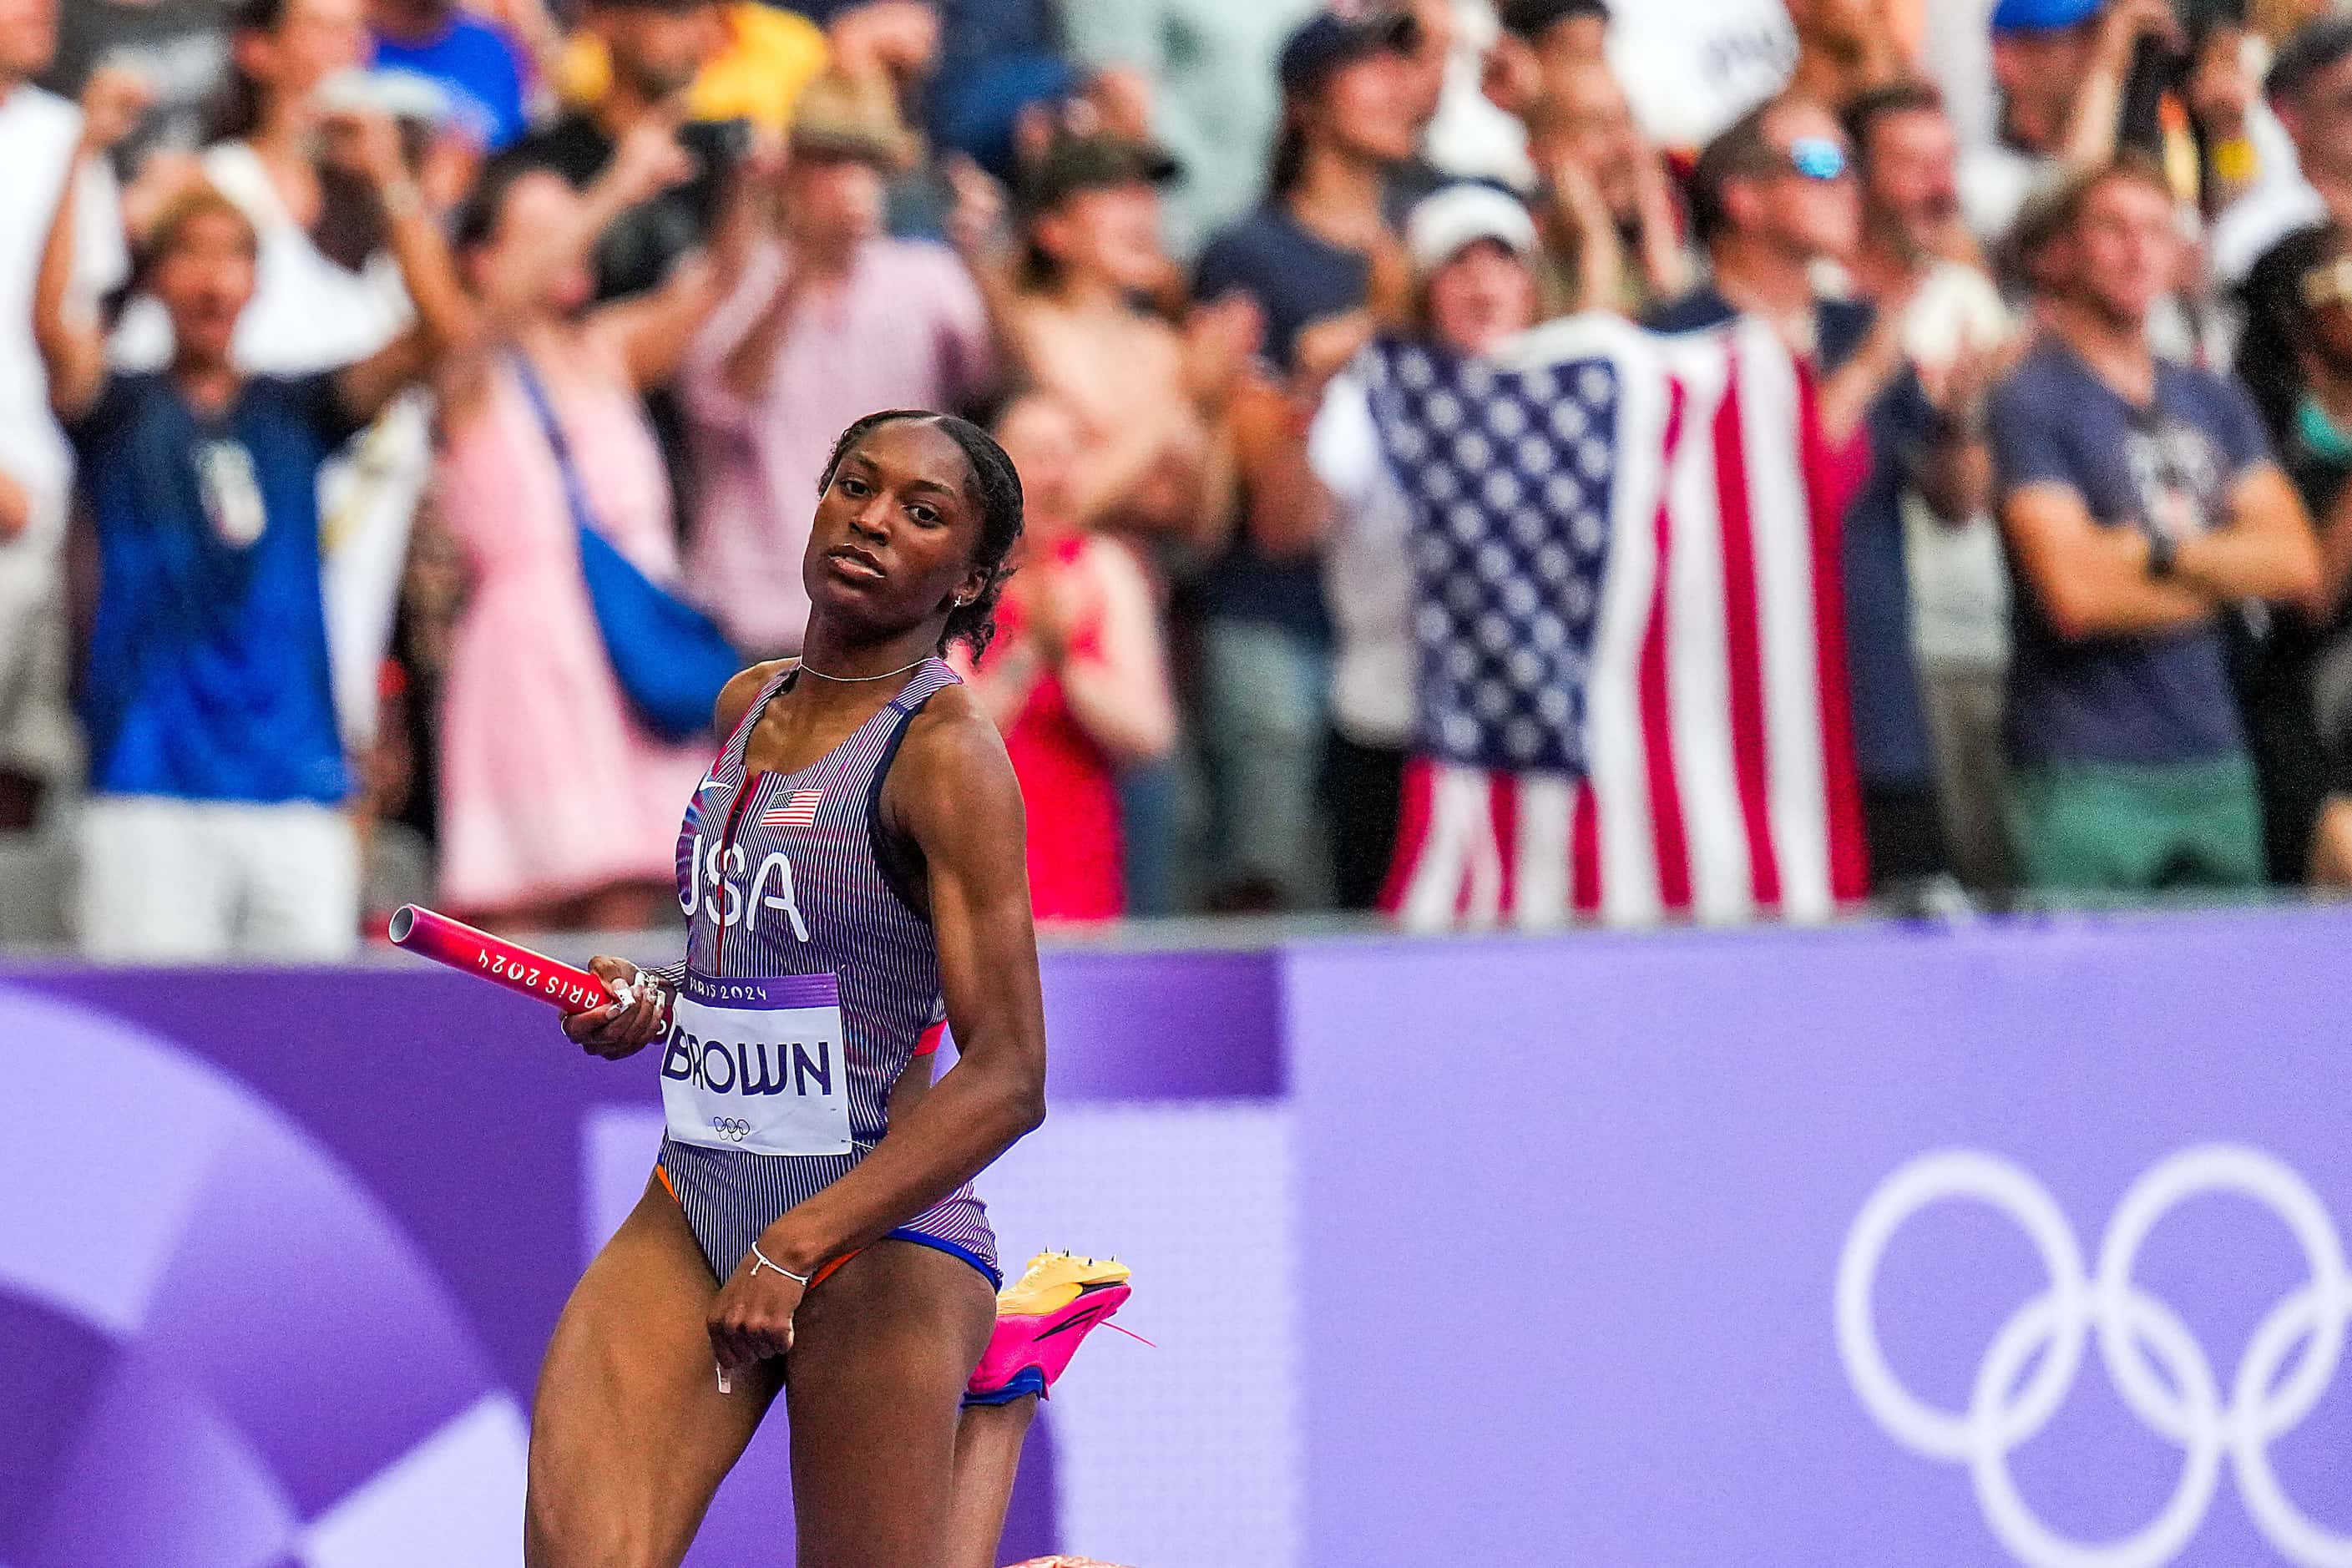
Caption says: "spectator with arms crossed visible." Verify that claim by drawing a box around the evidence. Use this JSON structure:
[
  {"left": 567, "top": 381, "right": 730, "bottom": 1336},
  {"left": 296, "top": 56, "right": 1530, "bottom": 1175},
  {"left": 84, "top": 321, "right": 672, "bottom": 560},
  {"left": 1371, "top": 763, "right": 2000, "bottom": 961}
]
[
  {"left": 34, "top": 97, "right": 470, "bottom": 958},
  {"left": 1990, "top": 157, "right": 2321, "bottom": 896}
]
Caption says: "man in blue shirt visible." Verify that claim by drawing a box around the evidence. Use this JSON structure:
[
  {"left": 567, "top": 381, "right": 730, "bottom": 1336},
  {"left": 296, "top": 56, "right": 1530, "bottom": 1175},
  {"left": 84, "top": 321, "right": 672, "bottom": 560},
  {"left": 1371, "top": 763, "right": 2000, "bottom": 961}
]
[
  {"left": 1988, "top": 156, "right": 2321, "bottom": 893},
  {"left": 35, "top": 100, "right": 468, "bottom": 956}
]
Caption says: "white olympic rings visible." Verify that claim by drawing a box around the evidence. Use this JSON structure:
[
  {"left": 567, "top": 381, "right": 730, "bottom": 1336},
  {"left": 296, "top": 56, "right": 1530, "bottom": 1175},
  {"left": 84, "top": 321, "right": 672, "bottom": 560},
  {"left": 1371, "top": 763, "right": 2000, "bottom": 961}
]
[{"left": 1836, "top": 1146, "right": 2352, "bottom": 1568}]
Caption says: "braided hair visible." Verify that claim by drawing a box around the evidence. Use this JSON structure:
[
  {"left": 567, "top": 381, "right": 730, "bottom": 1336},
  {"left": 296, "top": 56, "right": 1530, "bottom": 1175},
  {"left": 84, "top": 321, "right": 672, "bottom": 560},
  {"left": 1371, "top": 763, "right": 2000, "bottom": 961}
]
[{"left": 817, "top": 411, "right": 1025, "bottom": 659}]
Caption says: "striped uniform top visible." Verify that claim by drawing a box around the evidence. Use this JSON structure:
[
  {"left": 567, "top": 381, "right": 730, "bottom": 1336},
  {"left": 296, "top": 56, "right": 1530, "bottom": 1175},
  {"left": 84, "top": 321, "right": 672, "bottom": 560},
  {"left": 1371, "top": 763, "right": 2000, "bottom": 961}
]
[{"left": 656, "top": 658, "right": 996, "bottom": 1281}]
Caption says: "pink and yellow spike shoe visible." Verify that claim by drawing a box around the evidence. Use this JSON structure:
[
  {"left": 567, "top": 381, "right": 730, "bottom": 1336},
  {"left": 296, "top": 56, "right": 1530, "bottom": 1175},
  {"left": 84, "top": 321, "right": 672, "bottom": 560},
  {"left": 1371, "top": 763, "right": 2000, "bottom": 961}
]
[{"left": 964, "top": 1252, "right": 1139, "bottom": 1406}]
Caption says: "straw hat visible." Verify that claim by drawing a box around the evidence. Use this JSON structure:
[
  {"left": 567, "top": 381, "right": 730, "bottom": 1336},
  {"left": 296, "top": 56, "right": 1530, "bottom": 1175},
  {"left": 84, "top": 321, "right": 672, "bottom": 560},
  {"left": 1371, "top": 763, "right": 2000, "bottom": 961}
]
[{"left": 788, "top": 69, "right": 920, "bottom": 169}]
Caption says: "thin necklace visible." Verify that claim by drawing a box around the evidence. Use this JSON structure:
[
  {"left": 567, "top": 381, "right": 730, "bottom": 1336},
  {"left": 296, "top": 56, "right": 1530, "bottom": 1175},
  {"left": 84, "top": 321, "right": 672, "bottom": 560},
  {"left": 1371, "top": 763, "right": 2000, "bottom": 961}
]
[{"left": 795, "top": 655, "right": 928, "bottom": 684}]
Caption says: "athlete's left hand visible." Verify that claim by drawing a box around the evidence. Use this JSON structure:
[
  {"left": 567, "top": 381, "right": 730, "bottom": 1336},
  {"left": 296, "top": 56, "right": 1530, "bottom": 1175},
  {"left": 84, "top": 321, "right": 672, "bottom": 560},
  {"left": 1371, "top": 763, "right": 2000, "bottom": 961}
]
[{"left": 709, "top": 1244, "right": 809, "bottom": 1370}]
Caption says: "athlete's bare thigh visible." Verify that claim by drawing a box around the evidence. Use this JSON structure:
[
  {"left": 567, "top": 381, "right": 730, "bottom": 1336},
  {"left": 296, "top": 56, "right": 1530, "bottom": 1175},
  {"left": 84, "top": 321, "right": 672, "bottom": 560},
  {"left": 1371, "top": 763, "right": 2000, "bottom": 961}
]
[
  {"left": 785, "top": 1238, "right": 996, "bottom": 1568},
  {"left": 526, "top": 1176, "right": 781, "bottom": 1568}
]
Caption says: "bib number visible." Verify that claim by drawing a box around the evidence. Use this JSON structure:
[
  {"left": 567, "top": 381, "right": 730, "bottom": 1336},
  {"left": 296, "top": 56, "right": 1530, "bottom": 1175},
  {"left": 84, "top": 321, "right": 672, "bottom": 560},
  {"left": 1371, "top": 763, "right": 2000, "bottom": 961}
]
[{"left": 660, "top": 971, "right": 852, "bottom": 1156}]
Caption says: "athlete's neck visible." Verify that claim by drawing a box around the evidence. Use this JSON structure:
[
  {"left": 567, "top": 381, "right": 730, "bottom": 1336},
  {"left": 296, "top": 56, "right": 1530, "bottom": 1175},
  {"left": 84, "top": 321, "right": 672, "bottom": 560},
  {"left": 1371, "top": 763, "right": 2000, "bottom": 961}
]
[{"left": 795, "top": 618, "right": 943, "bottom": 689}]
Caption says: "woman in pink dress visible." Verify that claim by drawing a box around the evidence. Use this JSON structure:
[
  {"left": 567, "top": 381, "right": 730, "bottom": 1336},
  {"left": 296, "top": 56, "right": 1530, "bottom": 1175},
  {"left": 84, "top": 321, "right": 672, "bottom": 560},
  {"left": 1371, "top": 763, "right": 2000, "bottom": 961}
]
[
  {"left": 433, "top": 124, "right": 756, "bottom": 928},
  {"left": 954, "top": 392, "right": 1177, "bottom": 922}
]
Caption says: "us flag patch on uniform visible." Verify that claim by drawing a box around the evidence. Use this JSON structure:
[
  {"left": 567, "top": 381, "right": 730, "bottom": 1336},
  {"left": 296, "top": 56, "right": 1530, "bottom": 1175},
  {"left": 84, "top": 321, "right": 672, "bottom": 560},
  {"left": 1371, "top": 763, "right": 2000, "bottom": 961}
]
[{"left": 761, "top": 789, "right": 822, "bottom": 828}]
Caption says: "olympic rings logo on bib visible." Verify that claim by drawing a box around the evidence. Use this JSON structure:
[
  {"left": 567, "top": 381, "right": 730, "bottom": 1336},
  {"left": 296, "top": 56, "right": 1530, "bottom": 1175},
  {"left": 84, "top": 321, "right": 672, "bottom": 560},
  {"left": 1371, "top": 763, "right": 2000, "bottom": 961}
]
[
  {"left": 711, "top": 1117, "right": 753, "bottom": 1142},
  {"left": 1836, "top": 1145, "right": 2352, "bottom": 1568}
]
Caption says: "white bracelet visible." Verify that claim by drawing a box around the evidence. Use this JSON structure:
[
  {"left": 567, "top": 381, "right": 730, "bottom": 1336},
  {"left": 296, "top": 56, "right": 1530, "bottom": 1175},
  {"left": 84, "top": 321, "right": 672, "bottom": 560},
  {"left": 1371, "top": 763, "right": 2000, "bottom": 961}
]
[{"left": 749, "top": 1243, "right": 812, "bottom": 1287}]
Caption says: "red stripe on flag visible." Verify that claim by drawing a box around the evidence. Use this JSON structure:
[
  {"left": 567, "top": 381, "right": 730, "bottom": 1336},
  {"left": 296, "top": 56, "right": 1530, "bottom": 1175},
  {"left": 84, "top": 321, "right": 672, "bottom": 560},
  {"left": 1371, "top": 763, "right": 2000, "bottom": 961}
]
[
  {"left": 1796, "top": 361, "right": 1872, "bottom": 902},
  {"left": 1490, "top": 768, "right": 1520, "bottom": 917},
  {"left": 1640, "top": 381, "right": 1692, "bottom": 911},
  {"left": 1711, "top": 353, "right": 1783, "bottom": 906},
  {"left": 1571, "top": 776, "right": 1601, "bottom": 916},
  {"left": 1379, "top": 756, "right": 1437, "bottom": 914}
]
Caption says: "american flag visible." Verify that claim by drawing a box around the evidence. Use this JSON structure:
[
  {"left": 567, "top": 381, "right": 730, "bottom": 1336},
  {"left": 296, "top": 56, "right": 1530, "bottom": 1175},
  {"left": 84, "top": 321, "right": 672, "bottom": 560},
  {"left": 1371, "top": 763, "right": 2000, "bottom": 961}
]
[
  {"left": 1369, "top": 313, "right": 1869, "bottom": 930},
  {"left": 761, "top": 789, "right": 823, "bottom": 828}
]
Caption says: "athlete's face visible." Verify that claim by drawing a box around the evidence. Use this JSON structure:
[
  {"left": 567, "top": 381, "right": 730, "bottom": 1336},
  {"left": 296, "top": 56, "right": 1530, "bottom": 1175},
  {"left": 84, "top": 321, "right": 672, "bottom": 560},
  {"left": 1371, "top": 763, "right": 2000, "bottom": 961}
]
[{"left": 804, "top": 419, "right": 990, "bottom": 640}]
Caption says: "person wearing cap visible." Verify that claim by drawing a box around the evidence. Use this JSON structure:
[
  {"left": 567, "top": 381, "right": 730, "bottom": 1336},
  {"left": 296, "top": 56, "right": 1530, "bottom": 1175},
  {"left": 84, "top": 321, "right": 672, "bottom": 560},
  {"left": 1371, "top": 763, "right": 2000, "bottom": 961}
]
[
  {"left": 1055, "top": 0, "right": 1326, "bottom": 259},
  {"left": 1183, "top": 4, "right": 1421, "bottom": 911},
  {"left": 678, "top": 71, "right": 998, "bottom": 658},
  {"left": 1267, "top": 180, "right": 1549, "bottom": 907},
  {"left": 1004, "top": 131, "right": 1252, "bottom": 549},
  {"left": 1987, "top": 155, "right": 2321, "bottom": 894},
  {"left": 1960, "top": 0, "right": 2178, "bottom": 245}
]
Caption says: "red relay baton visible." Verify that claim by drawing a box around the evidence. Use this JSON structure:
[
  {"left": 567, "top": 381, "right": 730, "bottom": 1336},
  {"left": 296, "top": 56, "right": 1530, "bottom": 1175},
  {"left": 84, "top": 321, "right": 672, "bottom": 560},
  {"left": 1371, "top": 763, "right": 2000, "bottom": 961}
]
[{"left": 387, "top": 904, "right": 618, "bottom": 1015}]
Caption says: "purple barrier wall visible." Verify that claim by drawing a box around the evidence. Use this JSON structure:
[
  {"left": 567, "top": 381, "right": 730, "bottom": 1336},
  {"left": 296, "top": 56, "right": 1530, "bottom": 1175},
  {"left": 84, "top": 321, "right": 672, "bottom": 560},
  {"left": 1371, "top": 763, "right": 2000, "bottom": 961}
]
[
  {"left": 13, "top": 908, "right": 2352, "bottom": 1568},
  {"left": 1290, "top": 908, "right": 2352, "bottom": 1567}
]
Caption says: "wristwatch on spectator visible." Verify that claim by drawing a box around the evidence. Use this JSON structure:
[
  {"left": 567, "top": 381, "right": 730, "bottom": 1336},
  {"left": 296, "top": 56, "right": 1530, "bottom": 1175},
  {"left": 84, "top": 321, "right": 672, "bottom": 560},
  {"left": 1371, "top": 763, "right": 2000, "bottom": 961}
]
[{"left": 2147, "top": 530, "right": 2178, "bottom": 580}]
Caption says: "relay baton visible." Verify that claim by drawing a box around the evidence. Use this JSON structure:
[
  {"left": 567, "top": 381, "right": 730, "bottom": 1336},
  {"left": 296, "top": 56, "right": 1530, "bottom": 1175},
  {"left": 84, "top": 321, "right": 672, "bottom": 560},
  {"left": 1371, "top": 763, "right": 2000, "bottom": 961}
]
[{"left": 387, "top": 904, "right": 620, "bottom": 1014}]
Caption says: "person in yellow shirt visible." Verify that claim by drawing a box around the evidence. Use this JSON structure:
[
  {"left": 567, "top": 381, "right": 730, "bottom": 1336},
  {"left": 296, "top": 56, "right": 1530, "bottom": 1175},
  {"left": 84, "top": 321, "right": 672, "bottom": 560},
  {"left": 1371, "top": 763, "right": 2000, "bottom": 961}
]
[{"left": 561, "top": 1, "right": 827, "bottom": 132}]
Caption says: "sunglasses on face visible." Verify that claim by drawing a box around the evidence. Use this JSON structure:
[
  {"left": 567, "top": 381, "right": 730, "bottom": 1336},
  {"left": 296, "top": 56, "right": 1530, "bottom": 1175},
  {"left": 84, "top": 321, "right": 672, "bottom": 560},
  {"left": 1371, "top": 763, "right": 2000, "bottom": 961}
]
[{"left": 1783, "top": 136, "right": 1851, "bottom": 183}]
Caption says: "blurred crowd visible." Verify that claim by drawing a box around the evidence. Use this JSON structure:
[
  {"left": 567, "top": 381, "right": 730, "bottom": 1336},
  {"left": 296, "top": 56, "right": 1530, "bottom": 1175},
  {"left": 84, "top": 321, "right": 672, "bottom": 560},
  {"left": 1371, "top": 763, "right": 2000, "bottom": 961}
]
[{"left": 5, "top": 0, "right": 2352, "bottom": 958}]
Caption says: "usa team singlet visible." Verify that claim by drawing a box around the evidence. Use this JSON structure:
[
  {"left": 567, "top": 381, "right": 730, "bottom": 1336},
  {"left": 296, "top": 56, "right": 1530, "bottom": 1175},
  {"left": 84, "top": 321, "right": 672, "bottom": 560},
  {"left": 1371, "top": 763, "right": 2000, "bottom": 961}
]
[{"left": 654, "top": 659, "right": 998, "bottom": 1286}]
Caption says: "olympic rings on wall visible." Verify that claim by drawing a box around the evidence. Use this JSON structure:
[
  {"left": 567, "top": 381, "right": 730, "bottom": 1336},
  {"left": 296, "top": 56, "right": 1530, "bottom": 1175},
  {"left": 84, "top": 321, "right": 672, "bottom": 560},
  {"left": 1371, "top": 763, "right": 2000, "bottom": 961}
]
[{"left": 1837, "top": 1146, "right": 2352, "bottom": 1568}]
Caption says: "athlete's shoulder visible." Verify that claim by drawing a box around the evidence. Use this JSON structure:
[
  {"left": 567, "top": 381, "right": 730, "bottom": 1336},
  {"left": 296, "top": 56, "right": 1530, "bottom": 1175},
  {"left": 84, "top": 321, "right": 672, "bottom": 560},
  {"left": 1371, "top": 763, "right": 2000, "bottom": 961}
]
[
  {"left": 900, "top": 680, "right": 1011, "bottom": 771},
  {"left": 714, "top": 659, "right": 795, "bottom": 736},
  {"left": 893, "top": 680, "right": 1022, "bottom": 827}
]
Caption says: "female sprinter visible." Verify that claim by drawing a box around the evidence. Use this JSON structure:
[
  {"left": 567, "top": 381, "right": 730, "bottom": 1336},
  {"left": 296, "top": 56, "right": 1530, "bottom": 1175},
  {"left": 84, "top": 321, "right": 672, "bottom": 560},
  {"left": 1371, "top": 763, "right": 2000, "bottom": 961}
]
[{"left": 529, "top": 409, "right": 1123, "bottom": 1567}]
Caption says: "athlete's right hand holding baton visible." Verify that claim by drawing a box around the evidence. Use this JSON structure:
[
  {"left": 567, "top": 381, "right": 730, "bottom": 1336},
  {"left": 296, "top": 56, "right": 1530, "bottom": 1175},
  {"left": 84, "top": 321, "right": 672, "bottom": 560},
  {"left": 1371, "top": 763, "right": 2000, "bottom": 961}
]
[{"left": 564, "top": 957, "right": 671, "bottom": 1060}]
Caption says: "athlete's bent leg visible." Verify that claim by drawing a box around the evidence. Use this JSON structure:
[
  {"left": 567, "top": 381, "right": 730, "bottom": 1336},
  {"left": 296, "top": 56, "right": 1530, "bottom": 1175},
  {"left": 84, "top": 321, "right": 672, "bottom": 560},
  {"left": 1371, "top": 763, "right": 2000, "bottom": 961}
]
[
  {"left": 784, "top": 1238, "right": 996, "bottom": 1568},
  {"left": 942, "top": 1395, "right": 1038, "bottom": 1568},
  {"left": 526, "top": 1177, "right": 781, "bottom": 1568}
]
